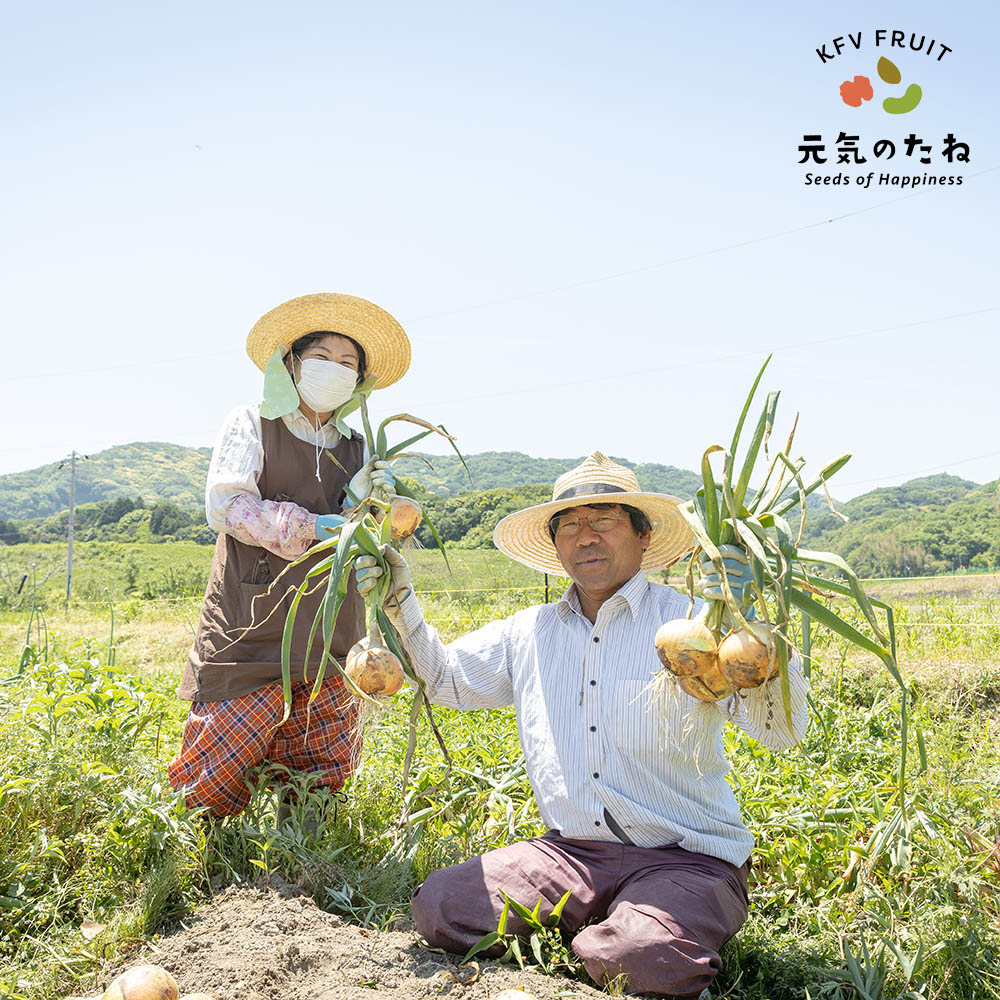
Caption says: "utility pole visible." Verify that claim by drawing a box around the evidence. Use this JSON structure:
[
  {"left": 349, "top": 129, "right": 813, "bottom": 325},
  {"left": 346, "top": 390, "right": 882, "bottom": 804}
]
[{"left": 59, "top": 450, "right": 87, "bottom": 608}]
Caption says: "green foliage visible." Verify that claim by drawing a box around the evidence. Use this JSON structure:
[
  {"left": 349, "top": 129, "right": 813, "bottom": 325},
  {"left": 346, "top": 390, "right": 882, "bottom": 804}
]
[
  {"left": 392, "top": 450, "right": 702, "bottom": 498},
  {"left": 0, "top": 542, "right": 214, "bottom": 608},
  {"left": 0, "top": 519, "right": 25, "bottom": 545},
  {"left": 414, "top": 484, "right": 552, "bottom": 548},
  {"left": 2, "top": 441, "right": 995, "bottom": 574},
  {"left": 0, "top": 442, "right": 211, "bottom": 521},
  {"left": 0, "top": 646, "right": 200, "bottom": 1000},
  {"left": 148, "top": 501, "right": 192, "bottom": 536},
  {"left": 7, "top": 495, "right": 212, "bottom": 546},
  {"left": 0, "top": 550, "right": 998, "bottom": 999},
  {"left": 462, "top": 888, "right": 580, "bottom": 978},
  {"left": 802, "top": 478, "right": 1000, "bottom": 578}
]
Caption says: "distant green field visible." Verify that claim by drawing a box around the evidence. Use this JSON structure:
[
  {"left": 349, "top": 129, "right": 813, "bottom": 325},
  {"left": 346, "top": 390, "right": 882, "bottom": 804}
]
[{"left": 0, "top": 541, "right": 581, "bottom": 610}]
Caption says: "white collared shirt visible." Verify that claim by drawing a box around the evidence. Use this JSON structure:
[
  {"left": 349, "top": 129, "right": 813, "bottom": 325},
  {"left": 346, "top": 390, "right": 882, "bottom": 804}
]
[{"left": 394, "top": 569, "right": 809, "bottom": 866}]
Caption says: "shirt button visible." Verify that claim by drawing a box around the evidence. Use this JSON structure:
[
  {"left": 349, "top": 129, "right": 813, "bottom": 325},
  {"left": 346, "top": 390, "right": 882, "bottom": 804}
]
[
  {"left": 593, "top": 636, "right": 600, "bottom": 643},
  {"left": 593, "top": 772, "right": 600, "bottom": 778},
  {"left": 589, "top": 725, "right": 597, "bottom": 732},
  {"left": 595, "top": 820, "right": 602, "bottom": 826},
  {"left": 589, "top": 679, "right": 597, "bottom": 686}
]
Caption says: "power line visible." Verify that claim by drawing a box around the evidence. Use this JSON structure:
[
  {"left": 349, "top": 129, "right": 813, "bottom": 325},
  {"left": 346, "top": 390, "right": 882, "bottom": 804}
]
[
  {"left": 1, "top": 164, "right": 996, "bottom": 386},
  {"left": 403, "top": 304, "right": 997, "bottom": 409},
  {"left": 410, "top": 164, "right": 1000, "bottom": 322},
  {"left": 837, "top": 449, "right": 1000, "bottom": 489}
]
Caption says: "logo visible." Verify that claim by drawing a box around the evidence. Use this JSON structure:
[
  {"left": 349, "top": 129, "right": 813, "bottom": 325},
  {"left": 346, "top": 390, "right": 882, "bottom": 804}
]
[
  {"left": 841, "top": 58, "right": 921, "bottom": 114},
  {"left": 797, "top": 28, "right": 969, "bottom": 189}
]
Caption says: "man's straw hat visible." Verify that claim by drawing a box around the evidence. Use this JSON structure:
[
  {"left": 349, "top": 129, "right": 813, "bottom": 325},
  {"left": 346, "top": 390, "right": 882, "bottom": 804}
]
[
  {"left": 493, "top": 451, "right": 693, "bottom": 576},
  {"left": 246, "top": 292, "right": 411, "bottom": 390}
]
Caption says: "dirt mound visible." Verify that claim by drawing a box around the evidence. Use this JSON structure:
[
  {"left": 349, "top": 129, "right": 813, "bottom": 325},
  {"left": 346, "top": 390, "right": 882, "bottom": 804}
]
[{"left": 94, "top": 880, "right": 614, "bottom": 1000}]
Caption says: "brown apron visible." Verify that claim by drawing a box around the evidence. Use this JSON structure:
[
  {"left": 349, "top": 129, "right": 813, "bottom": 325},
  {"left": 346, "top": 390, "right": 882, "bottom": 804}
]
[{"left": 178, "top": 416, "right": 366, "bottom": 702}]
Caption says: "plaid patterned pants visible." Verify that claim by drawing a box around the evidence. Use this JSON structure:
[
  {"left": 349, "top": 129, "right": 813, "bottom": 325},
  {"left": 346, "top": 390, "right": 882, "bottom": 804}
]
[{"left": 167, "top": 679, "right": 360, "bottom": 817}]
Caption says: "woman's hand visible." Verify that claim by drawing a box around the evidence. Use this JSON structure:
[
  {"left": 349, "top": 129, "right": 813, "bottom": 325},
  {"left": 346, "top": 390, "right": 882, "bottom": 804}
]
[
  {"left": 346, "top": 459, "right": 395, "bottom": 506},
  {"left": 314, "top": 513, "right": 346, "bottom": 539}
]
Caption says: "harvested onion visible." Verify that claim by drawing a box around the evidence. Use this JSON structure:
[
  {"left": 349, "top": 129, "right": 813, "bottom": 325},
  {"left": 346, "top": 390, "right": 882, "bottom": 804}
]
[
  {"left": 390, "top": 495, "right": 423, "bottom": 540},
  {"left": 101, "top": 965, "right": 178, "bottom": 1000},
  {"left": 345, "top": 636, "right": 404, "bottom": 696},
  {"left": 654, "top": 616, "right": 718, "bottom": 677},
  {"left": 676, "top": 661, "right": 735, "bottom": 702},
  {"left": 718, "top": 623, "right": 777, "bottom": 689}
]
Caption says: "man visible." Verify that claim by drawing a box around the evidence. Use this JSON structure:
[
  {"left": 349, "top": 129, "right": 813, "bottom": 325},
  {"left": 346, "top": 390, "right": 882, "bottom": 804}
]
[{"left": 356, "top": 451, "right": 809, "bottom": 999}]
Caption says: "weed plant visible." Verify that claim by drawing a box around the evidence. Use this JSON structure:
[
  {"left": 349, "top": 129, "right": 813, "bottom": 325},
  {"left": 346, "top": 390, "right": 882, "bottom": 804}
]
[{"left": 0, "top": 562, "right": 998, "bottom": 998}]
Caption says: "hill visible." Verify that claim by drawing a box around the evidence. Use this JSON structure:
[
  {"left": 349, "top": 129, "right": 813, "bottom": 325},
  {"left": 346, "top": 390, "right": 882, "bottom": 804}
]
[
  {"left": 0, "top": 445, "right": 702, "bottom": 520},
  {"left": 392, "top": 450, "right": 702, "bottom": 499},
  {"left": 801, "top": 475, "right": 1000, "bottom": 577},
  {"left": 2, "top": 445, "right": 996, "bottom": 579},
  {"left": 0, "top": 443, "right": 212, "bottom": 520}
]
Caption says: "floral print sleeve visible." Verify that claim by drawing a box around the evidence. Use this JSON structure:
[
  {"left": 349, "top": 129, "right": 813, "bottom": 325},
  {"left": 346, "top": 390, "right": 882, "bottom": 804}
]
[{"left": 223, "top": 493, "right": 317, "bottom": 561}]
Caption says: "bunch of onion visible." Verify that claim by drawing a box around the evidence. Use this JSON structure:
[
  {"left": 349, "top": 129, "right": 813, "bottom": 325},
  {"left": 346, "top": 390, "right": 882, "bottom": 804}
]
[
  {"left": 272, "top": 393, "right": 469, "bottom": 821},
  {"left": 651, "top": 357, "right": 911, "bottom": 800},
  {"left": 332, "top": 386, "right": 470, "bottom": 544}
]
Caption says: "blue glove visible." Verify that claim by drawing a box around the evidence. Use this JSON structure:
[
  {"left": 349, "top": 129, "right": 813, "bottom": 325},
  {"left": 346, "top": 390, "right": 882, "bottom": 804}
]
[
  {"left": 346, "top": 459, "right": 395, "bottom": 506},
  {"left": 699, "top": 544, "right": 756, "bottom": 620},
  {"left": 314, "top": 513, "right": 346, "bottom": 539}
]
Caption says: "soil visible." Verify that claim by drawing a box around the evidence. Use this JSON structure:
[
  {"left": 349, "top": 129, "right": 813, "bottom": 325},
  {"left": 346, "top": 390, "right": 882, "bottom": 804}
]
[{"left": 85, "top": 879, "right": 620, "bottom": 1000}]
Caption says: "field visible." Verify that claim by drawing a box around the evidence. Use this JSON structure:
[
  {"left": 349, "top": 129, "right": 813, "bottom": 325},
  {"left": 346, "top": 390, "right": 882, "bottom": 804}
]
[{"left": 1, "top": 544, "right": 998, "bottom": 999}]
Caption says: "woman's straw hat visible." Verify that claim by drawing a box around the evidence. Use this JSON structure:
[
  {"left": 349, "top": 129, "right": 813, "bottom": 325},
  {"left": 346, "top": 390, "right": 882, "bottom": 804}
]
[
  {"left": 246, "top": 292, "right": 411, "bottom": 390},
  {"left": 493, "top": 451, "right": 693, "bottom": 576}
]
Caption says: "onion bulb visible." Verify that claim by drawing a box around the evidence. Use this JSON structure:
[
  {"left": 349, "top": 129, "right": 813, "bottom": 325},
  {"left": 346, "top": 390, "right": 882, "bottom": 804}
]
[
  {"left": 101, "top": 965, "right": 178, "bottom": 1000},
  {"left": 653, "top": 617, "right": 718, "bottom": 677},
  {"left": 345, "top": 636, "right": 404, "bottom": 696},
  {"left": 718, "top": 623, "right": 778, "bottom": 689},
  {"left": 390, "top": 496, "right": 423, "bottom": 540},
  {"left": 676, "top": 660, "right": 735, "bottom": 702}
]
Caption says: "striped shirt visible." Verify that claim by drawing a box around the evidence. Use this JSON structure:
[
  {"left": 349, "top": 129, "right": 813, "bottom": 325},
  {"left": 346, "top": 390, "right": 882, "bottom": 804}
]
[{"left": 394, "top": 569, "right": 809, "bottom": 866}]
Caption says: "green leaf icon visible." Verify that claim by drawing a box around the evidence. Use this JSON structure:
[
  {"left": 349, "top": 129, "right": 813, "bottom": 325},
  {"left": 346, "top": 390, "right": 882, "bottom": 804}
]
[
  {"left": 877, "top": 57, "right": 901, "bottom": 84},
  {"left": 883, "top": 83, "right": 922, "bottom": 114}
]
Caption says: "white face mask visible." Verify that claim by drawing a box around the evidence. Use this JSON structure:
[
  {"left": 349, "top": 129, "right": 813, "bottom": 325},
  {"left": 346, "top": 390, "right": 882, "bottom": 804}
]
[{"left": 295, "top": 358, "right": 358, "bottom": 413}]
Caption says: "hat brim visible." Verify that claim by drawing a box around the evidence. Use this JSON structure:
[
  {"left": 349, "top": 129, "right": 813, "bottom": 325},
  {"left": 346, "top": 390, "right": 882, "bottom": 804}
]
[
  {"left": 246, "top": 293, "right": 411, "bottom": 390},
  {"left": 493, "top": 492, "right": 694, "bottom": 576}
]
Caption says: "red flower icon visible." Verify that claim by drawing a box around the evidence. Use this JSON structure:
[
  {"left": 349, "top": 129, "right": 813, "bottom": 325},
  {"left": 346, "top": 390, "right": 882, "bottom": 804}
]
[{"left": 840, "top": 75, "right": 874, "bottom": 108}]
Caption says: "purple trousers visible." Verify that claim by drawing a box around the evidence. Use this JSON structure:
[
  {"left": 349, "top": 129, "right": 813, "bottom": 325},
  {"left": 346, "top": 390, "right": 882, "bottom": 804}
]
[{"left": 411, "top": 831, "right": 749, "bottom": 998}]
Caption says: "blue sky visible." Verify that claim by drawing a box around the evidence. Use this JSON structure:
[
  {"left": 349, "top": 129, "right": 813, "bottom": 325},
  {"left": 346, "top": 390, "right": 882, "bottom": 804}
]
[{"left": 1, "top": 1, "right": 996, "bottom": 499}]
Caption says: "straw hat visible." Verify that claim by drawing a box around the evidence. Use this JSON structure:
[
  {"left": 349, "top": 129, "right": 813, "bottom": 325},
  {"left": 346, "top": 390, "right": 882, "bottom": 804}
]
[
  {"left": 246, "top": 292, "right": 411, "bottom": 390},
  {"left": 493, "top": 451, "right": 693, "bottom": 576}
]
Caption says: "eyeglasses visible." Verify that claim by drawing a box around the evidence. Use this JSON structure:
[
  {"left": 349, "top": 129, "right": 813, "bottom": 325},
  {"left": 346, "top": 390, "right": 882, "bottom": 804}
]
[{"left": 551, "top": 512, "right": 626, "bottom": 538}]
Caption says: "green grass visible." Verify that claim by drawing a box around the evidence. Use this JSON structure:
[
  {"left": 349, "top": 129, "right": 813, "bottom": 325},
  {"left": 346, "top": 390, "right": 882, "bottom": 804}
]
[{"left": 1, "top": 547, "right": 998, "bottom": 999}]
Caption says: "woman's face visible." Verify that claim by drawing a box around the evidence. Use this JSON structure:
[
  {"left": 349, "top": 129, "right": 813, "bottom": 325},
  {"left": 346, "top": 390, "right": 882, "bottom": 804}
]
[{"left": 296, "top": 333, "right": 360, "bottom": 375}]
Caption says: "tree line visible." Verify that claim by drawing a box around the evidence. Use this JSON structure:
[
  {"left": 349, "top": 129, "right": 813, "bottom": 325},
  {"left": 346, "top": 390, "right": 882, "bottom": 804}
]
[
  {"left": 0, "top": 497, "right": 214, "bottom": 546},
  {"left": 3, "top": 473, "right": 997, "bottom": 580}
]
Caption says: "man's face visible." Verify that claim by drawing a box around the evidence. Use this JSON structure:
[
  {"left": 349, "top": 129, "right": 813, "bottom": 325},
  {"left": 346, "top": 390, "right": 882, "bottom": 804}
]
[{"left": 551, "top": 503, "right": 650, "bottom": 602}]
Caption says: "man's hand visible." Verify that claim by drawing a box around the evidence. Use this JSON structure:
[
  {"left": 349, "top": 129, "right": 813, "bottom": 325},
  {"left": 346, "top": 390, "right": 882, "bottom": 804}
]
[
  {"left": 699, "top": 543, "right": 756, "bottom": 621},
  {"left": 355, "top": 545, "right": 413, "bottom": 615},
  {"left": 346, "top": 459, "right": 395, "bottom": 507}
]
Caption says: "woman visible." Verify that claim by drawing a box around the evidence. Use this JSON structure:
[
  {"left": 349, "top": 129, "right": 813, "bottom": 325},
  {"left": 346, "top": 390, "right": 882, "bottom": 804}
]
[{"left": 168, "top": 292, "right": 410, "bottom": 821}]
